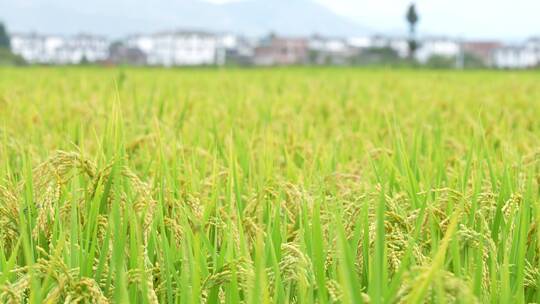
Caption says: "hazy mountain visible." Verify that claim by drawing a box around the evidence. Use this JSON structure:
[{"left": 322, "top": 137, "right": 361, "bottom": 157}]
[{"left": 0, "top": 0, "right": 368, "bottom": 37}]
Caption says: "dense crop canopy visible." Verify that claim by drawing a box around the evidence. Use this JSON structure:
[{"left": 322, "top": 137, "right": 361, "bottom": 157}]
[{"left": 0, "top": 68, "right": 540, "bottom": 303}]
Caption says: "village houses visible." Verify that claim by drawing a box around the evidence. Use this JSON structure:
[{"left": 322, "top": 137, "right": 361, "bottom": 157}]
[{"left": 10, "top": 33, "right": 108, "bottom": 64}]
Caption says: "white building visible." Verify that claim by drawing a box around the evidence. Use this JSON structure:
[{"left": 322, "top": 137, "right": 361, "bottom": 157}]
[
  {"left": 492, "top": 46, "right": 538, "bottom": 69},
  {"left": 220, "top": 34, "right": 255, "bottom": 65},
  {"left": 309, "top": 36, "right": 348, "bottom": 53},
  {"left": 415, "top": 37, "right": 461, "bottom": 63},
  {"left": 346, "top": 35, "right": 408, "bottom": 58},
  {"left": 126, "top": 31, "right": 224, "bottom": 66},
  {"left": 525, "top": 37, "right": 540, "bottom": 53},
  {"left": 10, "top": 33, "right": 108, "bottom": 64},
  {"left": 388, "top": 38, "right": 409, "bottom": 58},
  {"left": 347, "top": 36, "right": 373, "bottom": 49},
  {"left": 56, "top": 34, "right": 109, "bottom": 64},
  {"left": 490, "top": 37, "right": 540, "bottom": 69},
  {"left": 10, "top": 33, "right": 62, "bottom": 63},
  {"left": 308, "top": 35, "right": 356, "bottom": 65}
]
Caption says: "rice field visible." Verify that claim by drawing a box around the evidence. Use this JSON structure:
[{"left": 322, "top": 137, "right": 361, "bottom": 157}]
[{"left": 1, "top": 67, "right": 540, "bottom": 303}]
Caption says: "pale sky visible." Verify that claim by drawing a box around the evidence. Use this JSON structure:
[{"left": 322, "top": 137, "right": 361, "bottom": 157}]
[
  {"left": 1, "top": 0, "right": 539, "bottom": 40},
  {"left": 317, "top": 0, "right": 540, "bottom": 40},
  {"left": 206, "top": 0, "right": 540, "bottom": 39}
]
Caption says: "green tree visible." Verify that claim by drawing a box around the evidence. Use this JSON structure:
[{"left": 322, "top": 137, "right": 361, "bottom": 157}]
[
  {"left": 425, "top": 55, "right": 455, "bottom": 69},
  {"left": 0, "top": 48, "right": 25, "bottom": 66},
  {"left": 0, "top": 22, "right": 10, "bottom": 50},
  {"left": 0, "top": 22, "right": 24, "bottom": 65},
  {"left": 462, "top": 53, "right": 487, "bottom": 69},
  {"left": 353, "top": 47, "right": 410, "bottom": 67},
  {"left": 80, "top": 55, "right": 90, "bottom": 65},
  {"left": 405, "top": 3, "right": 419, "bottom": 59}
]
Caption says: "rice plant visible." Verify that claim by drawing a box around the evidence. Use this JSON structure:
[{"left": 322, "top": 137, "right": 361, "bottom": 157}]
[{"left": 1, "top": 67, "right": 540, "bottom": 303}]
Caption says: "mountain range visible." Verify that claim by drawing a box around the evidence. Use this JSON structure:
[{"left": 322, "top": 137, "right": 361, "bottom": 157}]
[{"left": 0, "top": 0, "right": 369, "bottom": 37}]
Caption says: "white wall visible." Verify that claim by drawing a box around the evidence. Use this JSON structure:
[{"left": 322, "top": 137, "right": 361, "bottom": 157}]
[
  {"left": 127, "top": 33, "right": 220, "bottom": 66},
  {"left": 492, "top": 47, "right": 538, "bottom": 68},
  {"left": 416, "top": 38, "right": 461, "bottom": 63},
  {"left": 346, "top": 36, "right": 408, "bottom": 58},
  {"left": 10, "top": 34, "right": 109, "bottom": 64}
]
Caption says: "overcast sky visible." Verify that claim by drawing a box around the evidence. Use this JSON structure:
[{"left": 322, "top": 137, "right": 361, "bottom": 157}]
[
  {"left": 208, "top": 0, "right": 540, "bottom": 39},
  {"left": 1, "top": 0, "right": 539, "bottom": 40},
  {"left": 318, "top": 0, "right": 540, "bottom": 40}
]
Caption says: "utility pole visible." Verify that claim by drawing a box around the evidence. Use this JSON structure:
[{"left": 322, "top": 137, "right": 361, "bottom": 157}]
[{"left": 456, "top": 37, "right": 464, "bottom": 69}]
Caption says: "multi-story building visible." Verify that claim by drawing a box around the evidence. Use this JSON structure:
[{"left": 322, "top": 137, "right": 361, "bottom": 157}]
[
  {"left": 308, "top": 35, "right": 357, "bottom": 65},
  {"left": 10, "top": 33, "right": 109, "bottom": 64},
  {"left": 524, "top": 37, "right": 540, "bottom": 52},
  {"left": 415, "top": 37, "right": 461, "bottom": 63},
  {"left": 462, "top": 41, "right": 502, "bottom": 66},
  {"left": 388, "top": 38, "right": 409, "bottom": 58},
  {"left": 489, "top": 37, "right": 540, "bottom": 69},
  {"left": 253, "top": 35, "right": 308, "bottom": 66},
  {"left": 220, "top": 34, "right": 255, "bottom": 66},
  {"left": 107, "top": 42, "right": 147, "bottom": 66},
  {"left": 10, "top": 33, "right": 60, "bottom": 63},
  {"left": 126, "top": 31, "right": 223, "bottom": 66},
  {"left": 55, "top": 34, "right": 109, "bottom": 64},
  {"left": 346, "top": 36, "right": 373, "bottom": 49},
  {"left": 492, "top": 46, "right": 538, "bottom": 69},
  {"left": 347, "top": 35, "right": 408, "bottom": 58}
]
